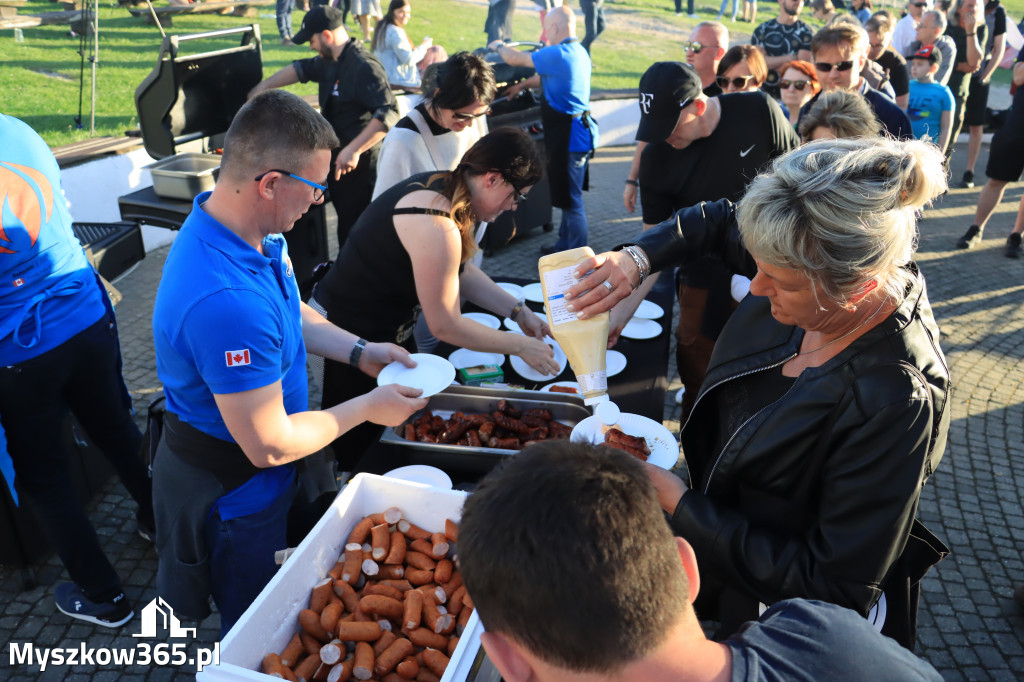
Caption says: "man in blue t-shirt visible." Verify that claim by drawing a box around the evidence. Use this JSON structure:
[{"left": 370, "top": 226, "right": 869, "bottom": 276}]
[
  {"left": 490, "top": 6, "right": 599, "bottom": 252},
  {"left": 459, "top": 441, "right": 943, "bottom": 682},
  {"left": 1, "top": 114, "right": 153, "bottom": 628},
  {"left": 907, "top": 44, "right": 955, "bottom": 150},
  {"left": 151, "top": 90, "right": 426, "bottom": 635}
]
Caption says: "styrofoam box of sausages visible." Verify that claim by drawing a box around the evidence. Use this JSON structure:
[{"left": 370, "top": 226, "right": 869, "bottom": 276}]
[{"left": 196, "top": 473, "right": 483, "bottom": 681}]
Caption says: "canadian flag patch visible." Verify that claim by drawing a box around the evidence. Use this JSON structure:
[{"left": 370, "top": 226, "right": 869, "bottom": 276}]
[
  {"left": 225, "top": 349, "right": 251, "bottom": 367},
  {"left": 13, "top": 278, "right": 25, "bottom": 287}
]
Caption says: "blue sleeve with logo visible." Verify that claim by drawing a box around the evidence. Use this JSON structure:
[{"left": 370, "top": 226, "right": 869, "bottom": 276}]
[{"left": 180, "top": 288, "right": 287, "bottom": 397}]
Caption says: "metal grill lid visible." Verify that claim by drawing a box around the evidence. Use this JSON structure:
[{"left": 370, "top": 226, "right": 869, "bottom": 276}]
[{"left": 134, "top": 25, "right": 264, "bottom": 160}]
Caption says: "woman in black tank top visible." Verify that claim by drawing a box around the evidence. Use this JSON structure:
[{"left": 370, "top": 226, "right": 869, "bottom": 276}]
[{"left": 312, "top": 128, "right": 560, "bottom": 469}]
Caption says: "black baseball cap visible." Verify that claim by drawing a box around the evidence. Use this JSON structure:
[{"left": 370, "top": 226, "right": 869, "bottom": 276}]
[
  {"left": 911, "top": 44, "right": 942, "bottom": 66},
  {"left": 636, "top": 62, "right": 704, "bottom": 143},
  {"left": 292, "top": 6, "right": 345, "bottom": 45}
]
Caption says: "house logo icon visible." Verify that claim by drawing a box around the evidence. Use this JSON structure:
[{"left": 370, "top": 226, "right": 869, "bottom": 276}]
[{"left": 132, "top": 597, "right": 197, "bottom": 639}]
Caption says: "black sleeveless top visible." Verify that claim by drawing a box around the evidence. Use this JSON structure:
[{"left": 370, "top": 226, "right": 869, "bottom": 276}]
[{"left": 313, "top": 172, "right": 457, "bottom": 344}]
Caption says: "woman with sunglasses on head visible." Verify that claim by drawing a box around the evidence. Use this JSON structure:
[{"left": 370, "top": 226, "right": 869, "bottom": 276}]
[
  {"left": 778, "top": 59, "right": 821, "bottom": 126},
  {"left": 716, "top": 45, "right": 769, "bottom": 94},
  {"left": 310, "top": 128, "right": 557, "bottom": 471}
]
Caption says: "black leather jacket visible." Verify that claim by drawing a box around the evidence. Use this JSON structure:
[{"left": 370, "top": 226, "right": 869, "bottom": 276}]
[{"left": 634, "top": 200, "right": 951, "bottom": 642}]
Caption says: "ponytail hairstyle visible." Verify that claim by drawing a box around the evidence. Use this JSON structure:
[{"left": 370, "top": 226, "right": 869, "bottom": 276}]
[
  {"left": 429, "top": 127, "right": 543, "bottom": 263},
  {"left": 736, "top": 137, "right": 947, "bottom": 308}
]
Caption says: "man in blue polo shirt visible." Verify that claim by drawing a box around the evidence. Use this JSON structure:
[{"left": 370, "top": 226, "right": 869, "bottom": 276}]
[
  {"left": 491, "top": 5, "right": 599, "bottom": 252},
  {"left": 152, "top": 90, "right": 426, "bottom": 635}
]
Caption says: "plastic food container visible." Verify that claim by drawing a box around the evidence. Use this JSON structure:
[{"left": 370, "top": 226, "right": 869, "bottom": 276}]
[
  {"left": 196, "top": 474, "right": 482, "bottom": 682},
  {"left": 146, "top": 153, "right": 221, "bottom": 200}
]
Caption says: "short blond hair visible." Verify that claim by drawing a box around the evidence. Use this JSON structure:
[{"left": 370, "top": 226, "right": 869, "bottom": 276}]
[
  {"left": 811, "top": 23, "right": 869, "bottom": 59},
  {"left": 736, "top": 138, "right": 948, "bottom": 307},
  {"left": 798, "top": 90, "right": 880, "bottom": 141}
]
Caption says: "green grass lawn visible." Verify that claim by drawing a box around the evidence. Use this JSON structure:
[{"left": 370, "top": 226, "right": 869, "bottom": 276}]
[{"left": 2, "top": 0, "right": 1021, "bottom": 146}]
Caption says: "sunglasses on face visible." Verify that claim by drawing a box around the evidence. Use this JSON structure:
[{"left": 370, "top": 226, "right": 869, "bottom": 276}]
[
  {"left": 814, "top": 60, "right": 856, "bottom": 73},
  {"left": 911, "top": 2, "right": 928, "bottom": 7},
  {"left": 716, "top": 74, "right": 755, "bottom": 89},
  {"left": 780, "top": 79, "right": 811, "bottom": 91},
  {"left": 451, "top": 109, "right": 491, "bottom": 121},
  {"left": 682, "top": 40, "right": 715, "bottom": 53}
]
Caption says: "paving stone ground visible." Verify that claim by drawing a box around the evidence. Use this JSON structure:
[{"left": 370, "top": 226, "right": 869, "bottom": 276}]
[{"left": 1, "top": 143, "right": 1022, "bottom": 680}]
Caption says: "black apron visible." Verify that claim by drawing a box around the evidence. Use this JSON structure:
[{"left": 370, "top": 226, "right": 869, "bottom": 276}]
[{"left": 540, "top": 96, "right": 591, "bottom": 209}]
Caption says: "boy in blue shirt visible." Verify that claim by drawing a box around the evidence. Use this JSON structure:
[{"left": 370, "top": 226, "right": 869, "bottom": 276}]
[{"left": 907, "top": 44, "right": 955, "bottom": 152}]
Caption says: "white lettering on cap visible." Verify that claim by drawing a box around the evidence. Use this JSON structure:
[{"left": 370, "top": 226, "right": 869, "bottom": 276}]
[{"left": 639, "top": 93, "right": 654, "bottom": 114}]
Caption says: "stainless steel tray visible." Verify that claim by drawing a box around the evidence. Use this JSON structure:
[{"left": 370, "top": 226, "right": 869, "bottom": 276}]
[
  {"left": 379, "top": 384, "right": 590, "bottom": 472},
  {"left": 146, "top": 152, "right": 220, "bottom": 200}
]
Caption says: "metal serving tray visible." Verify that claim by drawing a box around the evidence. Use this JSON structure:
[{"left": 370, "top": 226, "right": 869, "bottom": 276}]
[
  {"left": 146, "top": 152, "right": 221, "bottom": 200},
  {"left": 380, "top": 384, "right": 590, "bottom": 473}
]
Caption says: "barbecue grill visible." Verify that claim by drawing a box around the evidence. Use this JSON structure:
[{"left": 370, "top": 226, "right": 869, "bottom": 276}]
[
  {"left": 123, "top": 24, "right": 329, "bottom": 291},
  {"left": 134, "top": 24, "right": 263, "bottom": 160},
  {"left": 72, "top": 220, "right": 146, "bottom": 283}
]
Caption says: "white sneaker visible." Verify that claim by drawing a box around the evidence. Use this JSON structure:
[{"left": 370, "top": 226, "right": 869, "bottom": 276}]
[{"left": 675, "top": 387, "right": 686, "bottom": 404}]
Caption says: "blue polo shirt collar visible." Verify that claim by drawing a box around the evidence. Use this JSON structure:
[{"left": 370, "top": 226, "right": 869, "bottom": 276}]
[
  {"left": 189, "top": 191, "right": 271, "bottom": 273},
  {"left": 188, "top": 192, "right": 295, "bottom": 301}
]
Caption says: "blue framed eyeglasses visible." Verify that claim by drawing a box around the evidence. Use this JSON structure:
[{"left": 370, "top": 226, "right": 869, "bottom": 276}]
[{"left": 254, "top": 169, "right": 328, "bottom": 201}]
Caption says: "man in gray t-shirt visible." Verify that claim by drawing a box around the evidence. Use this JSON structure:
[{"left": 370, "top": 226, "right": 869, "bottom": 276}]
[{"left": 906, "top": 10, "right": 957, "bottom": 85}]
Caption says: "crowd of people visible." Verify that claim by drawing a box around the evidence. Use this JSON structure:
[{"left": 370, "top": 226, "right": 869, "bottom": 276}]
[{"left": 2, "top": 0, "right": 1024, "bottom": 677}]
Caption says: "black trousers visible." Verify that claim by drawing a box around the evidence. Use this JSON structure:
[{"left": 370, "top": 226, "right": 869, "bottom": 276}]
[
  {"left": 485, "top": 0, "right": 517, "bottom": 43},
  {"left": 0, "top": 313, "right": 151, "bottom": 602},
  {"left": 328, "top": 147, "right": 378, "bottom": 256},
  {"left": 580, "top": 0, "right": 606, "bottom": 53}
]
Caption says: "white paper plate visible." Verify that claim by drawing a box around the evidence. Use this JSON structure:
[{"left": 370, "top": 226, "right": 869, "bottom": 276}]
[
  {"left": 377, "top": 353, "right": 456, "bottom": 397},
  {"left": 461, "top": 312, "right": 501, "bottom": 330},
  {"left": 634, "top": 300, "right": 666, "bottom": 320},
  {"left": 495, "top": 282, "right": 525, "bottom": 300},
  {"left": 448, "top": 348, "right": 505, "bottom": 369},
  {"left": 606, "top": 350, "right": 627, "bottom": 377},
  {"left": 383, "top": 465, "right": 453, "bottom": 490},
  {"left": 541, "top": 381, "right": 581, "bottom": 394},
  {"left": 503, "top": 317, "right": 523, "bottom": 333},
  {"left": 731, "top": 274, "right": 752, "bottom": 303},
  {"left": 570, "top": 414, "right": 679, "bottom": 469},
  {"left": 622, "top": 317, "right": 662, "bottom": 340},
  {"left": 523, "top": 282, "right": 545, "bottom": 303},
  {"left": 510, "top": 338, "right": 568, "bottom": 382}
]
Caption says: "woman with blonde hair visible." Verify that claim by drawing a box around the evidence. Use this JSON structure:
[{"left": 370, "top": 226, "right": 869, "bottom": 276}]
[
  {"left": 798, "top": 89, "right": 879, "bottom": 140},
  {"left": 311, "top": 128, "right": 557, "bottom": 469},
  {"left": 565, "top": 137, "right": 952, "bottom": 649}
]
